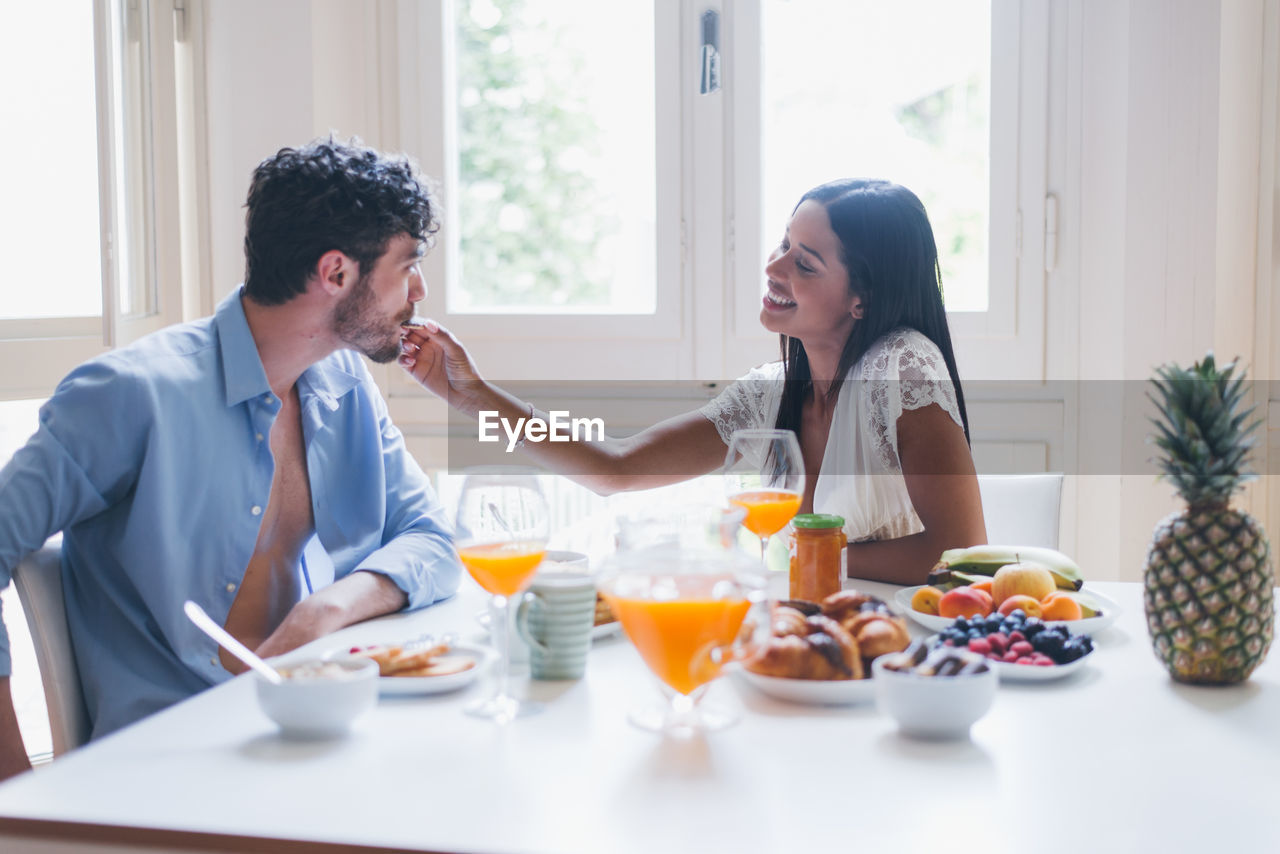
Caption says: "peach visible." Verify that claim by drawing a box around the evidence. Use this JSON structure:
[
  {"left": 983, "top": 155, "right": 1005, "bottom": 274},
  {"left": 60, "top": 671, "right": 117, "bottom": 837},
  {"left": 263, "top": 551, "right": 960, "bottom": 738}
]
[
  {"left": 1040, "top": 593, "right": 1083, "bottom": 621},
  {"left": 970, "top": 579, "right": 995, "bottom": 596},
  {"left": 991, "top": 562, "right": 1057, "bottom": 605},
  {"left": 911, "top": 586, "right": 944, "bottom": 616},
  {"left": 997, "top": 594, "right": 1043, "bottom": 618},
  {"left": 939, "top": 587, "right": 994, "bottom": 619}
]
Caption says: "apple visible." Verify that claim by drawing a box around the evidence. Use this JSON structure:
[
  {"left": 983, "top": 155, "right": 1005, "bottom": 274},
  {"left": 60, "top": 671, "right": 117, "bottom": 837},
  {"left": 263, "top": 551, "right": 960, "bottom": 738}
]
[{"left": 991, "top": 561, "right": 1056, "bottom": 605}]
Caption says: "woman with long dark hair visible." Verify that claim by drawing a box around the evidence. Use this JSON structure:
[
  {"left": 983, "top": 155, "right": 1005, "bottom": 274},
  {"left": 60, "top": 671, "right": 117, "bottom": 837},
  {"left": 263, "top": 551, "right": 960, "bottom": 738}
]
[{"left": 401, "top": 179, "right": 985, "bottom": 584}]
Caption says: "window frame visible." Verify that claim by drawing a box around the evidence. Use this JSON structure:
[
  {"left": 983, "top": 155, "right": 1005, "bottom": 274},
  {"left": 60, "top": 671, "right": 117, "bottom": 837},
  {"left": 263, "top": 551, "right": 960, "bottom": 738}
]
[{"left": 0, "top": 0, "right": 195, "bottom": 402}]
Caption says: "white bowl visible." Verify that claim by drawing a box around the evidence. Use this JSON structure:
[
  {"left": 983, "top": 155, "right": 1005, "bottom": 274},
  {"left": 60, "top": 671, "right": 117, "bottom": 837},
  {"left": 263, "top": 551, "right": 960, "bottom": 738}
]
[
  {"left": 255, "top": 656, "right": 378, "bottom": 738},
  {"left": 871, "top": 653, "right": 997, "bottom": 739}
]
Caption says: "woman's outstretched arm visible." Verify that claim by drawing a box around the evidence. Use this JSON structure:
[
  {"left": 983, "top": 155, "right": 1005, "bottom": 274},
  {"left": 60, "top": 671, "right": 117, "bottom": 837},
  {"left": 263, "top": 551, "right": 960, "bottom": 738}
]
[
  {"left": 399, "top": 322, "right": 727, "bottom": 495},
  {"left": 845, "top": 403, "right": 987, "bottom": 585}
]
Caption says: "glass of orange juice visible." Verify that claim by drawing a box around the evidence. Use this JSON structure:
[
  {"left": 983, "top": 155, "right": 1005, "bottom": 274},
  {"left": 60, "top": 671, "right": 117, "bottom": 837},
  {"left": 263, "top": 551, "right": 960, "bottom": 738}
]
[
  {"left": 455, "top": 469, "right": 549, "bottom": 722},
  {"left": 600, "top": 508, "right": 765, "bottom": 735},
  {"left": 724, "top": 429, "right": 806, "bottom": 565}
]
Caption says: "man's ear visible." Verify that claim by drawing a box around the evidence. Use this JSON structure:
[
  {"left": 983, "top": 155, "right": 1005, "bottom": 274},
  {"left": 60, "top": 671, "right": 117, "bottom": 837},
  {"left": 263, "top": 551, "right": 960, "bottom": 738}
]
[
  {"left": 314, "top": 250, "right": 356, "bottom": 297},
  {"left": 850, "top": 295, "right": 865, "bottom": 320}
]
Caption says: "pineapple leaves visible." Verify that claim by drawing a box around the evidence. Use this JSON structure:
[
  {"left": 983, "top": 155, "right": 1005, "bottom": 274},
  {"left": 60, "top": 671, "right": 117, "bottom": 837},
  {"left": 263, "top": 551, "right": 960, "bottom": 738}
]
[{"left": 1147, "top": 352, "right": 1259, "bottom": 503}]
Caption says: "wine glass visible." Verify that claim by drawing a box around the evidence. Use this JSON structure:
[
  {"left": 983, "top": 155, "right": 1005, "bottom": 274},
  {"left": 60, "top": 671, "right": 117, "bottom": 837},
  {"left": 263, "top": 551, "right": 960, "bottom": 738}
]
[
  {"left": 723, "top": 428, "right": 806, "bottom": 565},
  {"left": 599, "top": 505, "right": 766, "bottom": 736},
  {"left": 454, "top": 468, "right": 549, "bottom": 722}
]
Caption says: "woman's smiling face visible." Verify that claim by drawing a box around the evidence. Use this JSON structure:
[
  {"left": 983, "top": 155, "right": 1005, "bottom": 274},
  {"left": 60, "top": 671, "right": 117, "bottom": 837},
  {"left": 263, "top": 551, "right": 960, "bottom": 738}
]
[{"left": 760, "top": 200, "right": 862, "bottom": 345}]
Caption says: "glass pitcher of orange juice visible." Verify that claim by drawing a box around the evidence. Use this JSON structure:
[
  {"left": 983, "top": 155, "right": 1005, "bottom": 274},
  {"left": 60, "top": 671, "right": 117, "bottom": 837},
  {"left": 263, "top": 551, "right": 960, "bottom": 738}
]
[{"left": 600, "top": 505, "right": 766, "bottom": 735}]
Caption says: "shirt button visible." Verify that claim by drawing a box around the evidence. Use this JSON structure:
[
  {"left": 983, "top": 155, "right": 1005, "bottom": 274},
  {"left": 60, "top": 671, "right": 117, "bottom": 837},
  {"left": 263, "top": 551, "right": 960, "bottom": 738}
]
[
  {"left": 263, "top": 394, "right": 273, "bottom": 403},
  {"left": 251, "top": 505, "right": 262, "bottom": 516},
  {"left": 210, "top": 657, "right": 219, "bottom": 667},
  {"left": 255, "top": 433, "right": 264, "bottom": 442},
  {"left": 226, "top": 582, "right": 236, "bottom": 593}
]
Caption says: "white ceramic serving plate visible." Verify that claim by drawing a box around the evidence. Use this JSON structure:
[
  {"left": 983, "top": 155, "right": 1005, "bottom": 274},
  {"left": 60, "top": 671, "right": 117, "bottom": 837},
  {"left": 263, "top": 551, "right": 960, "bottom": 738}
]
[
  {"left": 736, "top": 668, "right": 877, "bottom": 705},
  {"left": 895, "top": 584, "right": 1121, "bottom": 635},
  {"left": 992, "top": 651, "right": 1093, "bottom": 682},
  {"left": 926, "top": 634, "right": 1095, "bottom": 683},
  {"left": 326, "top": 642, "right": 493, "bottom": 696}
]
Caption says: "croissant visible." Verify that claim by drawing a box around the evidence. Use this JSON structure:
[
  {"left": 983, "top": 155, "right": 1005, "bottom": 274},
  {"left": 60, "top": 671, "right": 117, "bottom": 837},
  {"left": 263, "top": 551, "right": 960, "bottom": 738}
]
[
  {"left": 852, "top": 614, "right": 912, "bottom": 661},
  {"left": 747, "top": 614, "right": 862, "bottom": 680},
  {"left": 770, "top": 606, "right": 810, "bottom": 638}
]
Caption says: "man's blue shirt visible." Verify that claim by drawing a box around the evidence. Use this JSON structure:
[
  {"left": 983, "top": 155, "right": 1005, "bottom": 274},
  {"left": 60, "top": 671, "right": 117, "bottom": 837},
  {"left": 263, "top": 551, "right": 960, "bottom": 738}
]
[{"left": 0, "top": 289, "right": 461, "bottom": 738}]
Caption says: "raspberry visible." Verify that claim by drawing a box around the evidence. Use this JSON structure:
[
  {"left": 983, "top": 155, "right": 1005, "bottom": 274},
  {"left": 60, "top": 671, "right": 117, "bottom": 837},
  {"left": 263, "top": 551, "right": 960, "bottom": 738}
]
[
  {"left": 1010, "top": 641, "right": 1034, "bottom": 657},
  {"left": 1008, "top": 631, "right": 1026, "bottom": 644},
  {"left": 967, "top": 638, "right": 992, "bottom": 655},
  {"left": 1002, "top": 650, "right": 1020, "bottom": 663}
]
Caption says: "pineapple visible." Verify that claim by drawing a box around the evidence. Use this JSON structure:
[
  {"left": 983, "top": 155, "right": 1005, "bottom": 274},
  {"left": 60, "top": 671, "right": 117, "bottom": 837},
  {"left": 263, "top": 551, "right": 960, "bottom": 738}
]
[{"left": 1144, "top": 353, "right": 1274, "bottom": 684}]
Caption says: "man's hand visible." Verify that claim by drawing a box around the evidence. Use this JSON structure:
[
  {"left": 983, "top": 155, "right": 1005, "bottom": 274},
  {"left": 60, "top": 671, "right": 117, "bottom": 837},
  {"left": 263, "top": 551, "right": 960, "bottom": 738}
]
[
  {"left": 0, "top": 678, "right": 33, "bottom": 783},
  {"left": 253, "top": 570, "right": 409, "bottom": 664}
]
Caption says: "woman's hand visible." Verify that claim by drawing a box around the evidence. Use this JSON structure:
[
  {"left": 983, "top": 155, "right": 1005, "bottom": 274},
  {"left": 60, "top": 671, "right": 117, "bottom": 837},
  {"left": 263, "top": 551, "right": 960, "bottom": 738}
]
[{"left": 399, "top": 320, "right": 488, "bottom": 415}]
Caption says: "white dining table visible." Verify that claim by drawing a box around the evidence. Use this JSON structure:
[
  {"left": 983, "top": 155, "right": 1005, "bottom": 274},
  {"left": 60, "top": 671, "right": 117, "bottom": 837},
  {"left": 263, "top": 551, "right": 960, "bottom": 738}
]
[{"left": 0, "top": 578, "right": 1276, "bottom": 854}]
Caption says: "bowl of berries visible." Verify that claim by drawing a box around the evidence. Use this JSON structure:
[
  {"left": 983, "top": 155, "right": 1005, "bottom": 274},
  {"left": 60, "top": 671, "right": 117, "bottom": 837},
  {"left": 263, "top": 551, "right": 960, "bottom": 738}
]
[{"left": 933, "top": 609, "right": 1095, "bottom": 682}]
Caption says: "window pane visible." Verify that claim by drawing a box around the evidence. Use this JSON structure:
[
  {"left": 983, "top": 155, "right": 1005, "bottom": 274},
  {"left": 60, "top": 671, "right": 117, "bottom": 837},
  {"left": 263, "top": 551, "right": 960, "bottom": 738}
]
[
  {"left": 761, "top": 0, "right": 991, "bottom": 311},
  {"left": 0, "top": 5, "right": 103, "bottom": 319},
  {"left": 452, "top": 0, "right": 656, "bottom": 314}
]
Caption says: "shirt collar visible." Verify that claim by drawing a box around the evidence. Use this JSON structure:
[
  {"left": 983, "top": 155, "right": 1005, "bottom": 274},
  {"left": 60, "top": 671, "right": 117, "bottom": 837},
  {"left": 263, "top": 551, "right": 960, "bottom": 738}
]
[
  {"left": 214, "top": 287, "right": 363, "bottom": 411},
  {"left": 214, "top": 287, "right": 271, "bottom": 407}
]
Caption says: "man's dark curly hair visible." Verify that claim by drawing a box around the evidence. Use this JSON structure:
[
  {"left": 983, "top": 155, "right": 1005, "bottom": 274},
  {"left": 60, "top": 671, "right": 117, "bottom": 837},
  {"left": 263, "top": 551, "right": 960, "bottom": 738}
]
[{"left": 243, "top": 138, "right": 439, "bottom": 305}]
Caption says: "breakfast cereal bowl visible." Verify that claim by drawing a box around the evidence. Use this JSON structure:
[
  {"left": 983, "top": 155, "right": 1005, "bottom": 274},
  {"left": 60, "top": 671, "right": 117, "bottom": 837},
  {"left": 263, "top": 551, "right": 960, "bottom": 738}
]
[
  {"left": 255, "top": 656, "right": 378, "bottom": 738},
  {"left": 871, "top": 650, "right": 997, "bottom": 739}
]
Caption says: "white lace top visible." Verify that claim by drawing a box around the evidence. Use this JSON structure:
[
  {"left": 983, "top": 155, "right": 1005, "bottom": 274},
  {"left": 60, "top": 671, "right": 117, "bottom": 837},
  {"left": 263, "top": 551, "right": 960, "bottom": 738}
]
[{"left": 699, "top": 327, "right": 964, "bottom": 543}]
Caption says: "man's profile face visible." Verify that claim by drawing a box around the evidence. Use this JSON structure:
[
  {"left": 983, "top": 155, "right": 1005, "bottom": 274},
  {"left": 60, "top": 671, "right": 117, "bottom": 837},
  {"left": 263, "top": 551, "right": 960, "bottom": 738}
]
[{"left": 332, "top": 234, "right": 427, "bottom": 363}]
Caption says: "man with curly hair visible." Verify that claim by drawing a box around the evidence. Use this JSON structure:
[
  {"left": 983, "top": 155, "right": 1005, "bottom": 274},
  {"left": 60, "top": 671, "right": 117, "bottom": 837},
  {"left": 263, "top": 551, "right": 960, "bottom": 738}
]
[{"left": 0, "top": 139, "right": 461, "bottom": 779}]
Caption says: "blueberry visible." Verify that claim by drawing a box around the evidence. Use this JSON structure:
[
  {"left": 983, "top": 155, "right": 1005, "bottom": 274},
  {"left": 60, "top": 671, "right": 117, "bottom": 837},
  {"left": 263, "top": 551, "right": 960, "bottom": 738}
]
[
  {"left": 1034, "top": 633, "right": 1065, "bottom": 656},
  {"left": 1022, "top": 622, "right": 1045, "bottom": 638},
  {"left": 1008, "top": 609, "right": 1026, "bottom": 622},
  {"left": 968, "top": 629, "right": 984, "bottom": 640},
  {"left": 954, "top": 617, "right": 970, "bottom": 631},
  {"left": 1058, "top": 644, "right": 1085, "bottom": 663}
]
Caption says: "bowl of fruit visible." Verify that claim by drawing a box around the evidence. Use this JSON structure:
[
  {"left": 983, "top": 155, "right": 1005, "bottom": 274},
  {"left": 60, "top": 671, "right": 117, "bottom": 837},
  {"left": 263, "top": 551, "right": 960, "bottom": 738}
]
[
  {"left": 895, "top": 545, "right": 1120, "bottom": 636},
  {"left": 932, "top": 609, "right": 1095, "bottom": 682}
]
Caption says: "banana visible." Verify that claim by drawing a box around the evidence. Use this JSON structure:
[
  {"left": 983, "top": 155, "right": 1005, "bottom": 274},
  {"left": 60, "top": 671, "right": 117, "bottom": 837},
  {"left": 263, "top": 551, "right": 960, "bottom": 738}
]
[{"left": 930, "top": 545, "right": 1085, "bottom": 591}]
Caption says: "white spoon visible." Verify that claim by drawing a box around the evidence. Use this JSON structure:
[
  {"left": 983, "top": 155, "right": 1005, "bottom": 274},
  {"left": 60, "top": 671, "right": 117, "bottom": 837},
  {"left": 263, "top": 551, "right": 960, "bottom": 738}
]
[{"left": 183, "top": 600, "right": 283, "bottom": 685}]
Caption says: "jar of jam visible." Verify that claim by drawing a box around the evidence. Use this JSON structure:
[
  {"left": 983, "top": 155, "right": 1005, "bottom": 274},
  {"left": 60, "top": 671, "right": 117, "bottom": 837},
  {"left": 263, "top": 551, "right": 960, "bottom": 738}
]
[{"left": 789, "top": 514, "right": 846, "bottom": 601}]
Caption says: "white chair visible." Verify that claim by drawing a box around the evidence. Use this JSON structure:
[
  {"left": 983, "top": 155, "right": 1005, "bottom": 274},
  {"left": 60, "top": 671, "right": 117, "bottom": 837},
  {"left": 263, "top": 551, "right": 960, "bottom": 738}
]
[
  {"left": 976, "top": 474, "right": 1064, "bottom": 550},
  {"left": 11, "top": 536, "right": 91, "bottom": 755}
]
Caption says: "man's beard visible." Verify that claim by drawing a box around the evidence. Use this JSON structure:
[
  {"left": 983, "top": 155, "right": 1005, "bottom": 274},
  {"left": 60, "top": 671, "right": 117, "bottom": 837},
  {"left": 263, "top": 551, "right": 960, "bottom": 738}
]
[{"left": 332, "top": 273, "right": 407, "bottom": 364}]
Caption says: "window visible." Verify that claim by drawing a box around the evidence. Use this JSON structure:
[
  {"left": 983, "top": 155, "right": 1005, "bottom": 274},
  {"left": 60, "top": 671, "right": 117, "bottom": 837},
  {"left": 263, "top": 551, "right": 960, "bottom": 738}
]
[
  {"left": 452, "top": 0, "right": 657, "bottom": 315},
  {"left": 0, "top": 0, "right": 197, "bottom": 400},
  {"left": 401, "top": 0, "right": 1049, "bottom": 385},
  {"left": 758, "top": 0, "right": 992, "bottom": 313}
]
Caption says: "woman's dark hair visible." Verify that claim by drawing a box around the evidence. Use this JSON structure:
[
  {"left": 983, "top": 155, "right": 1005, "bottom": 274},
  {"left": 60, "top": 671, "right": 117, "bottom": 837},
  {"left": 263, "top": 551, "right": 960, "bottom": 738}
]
[
  {"left": 773, "top": 179, "right": 971, "bottom": 444},
  {"left": 243, "top": 138, "right": 439, "bottom": 305}
]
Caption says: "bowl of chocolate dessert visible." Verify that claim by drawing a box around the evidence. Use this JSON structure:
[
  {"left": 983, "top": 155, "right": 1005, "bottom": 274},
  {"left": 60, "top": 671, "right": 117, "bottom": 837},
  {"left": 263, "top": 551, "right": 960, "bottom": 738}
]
[{"left": 871, "top": 643, "right": 996, "bottom": 739}]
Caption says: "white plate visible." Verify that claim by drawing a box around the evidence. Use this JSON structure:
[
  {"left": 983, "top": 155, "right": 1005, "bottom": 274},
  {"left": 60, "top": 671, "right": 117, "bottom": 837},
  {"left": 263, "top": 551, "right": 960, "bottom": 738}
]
[
  {"left": 925, "top": 634, "right": 1095, "bottom": 682},
  {"left": 994, "top": 653, "right": 1092, "bottom": 682},
  {"left": 895, "top": 585, "right": 1121, "bottom": 636},
  {"left": 474, "top": 610, "right": 623, "bottom": 642},
  {"left": 735, "top": 667, "right": 877, "bottom": 705},
  {"left": 326, "top": 642, "right": 493, "bottom": 696}
]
